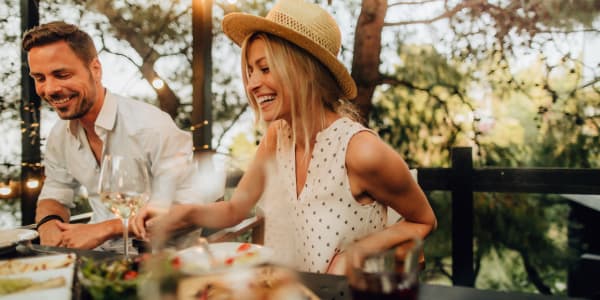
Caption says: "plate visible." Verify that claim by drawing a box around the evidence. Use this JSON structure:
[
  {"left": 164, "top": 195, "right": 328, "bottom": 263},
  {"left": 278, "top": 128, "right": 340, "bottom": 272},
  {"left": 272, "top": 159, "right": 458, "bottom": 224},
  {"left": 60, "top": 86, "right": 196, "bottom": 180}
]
[
  {"left": 0, "top": 229, "right": 38, "bottom": 255},
  {"left": 177, "top": 242, "right": 273, "bottom": 275},
  {"left": 177, "top": 265, "right": 319, "bottom": 300},
  {"left": 0, "top": 229, "right": 38, "bottom": 248},
  {"left": 0, "top": 253, "right": 75, "bottom": 300}
]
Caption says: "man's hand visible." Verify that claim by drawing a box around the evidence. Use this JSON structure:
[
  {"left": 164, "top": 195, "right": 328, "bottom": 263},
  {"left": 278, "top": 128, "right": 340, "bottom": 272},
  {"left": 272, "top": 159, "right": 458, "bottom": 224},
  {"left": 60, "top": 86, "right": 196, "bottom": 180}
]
[
  {"left": 37, "top": 220, "right": 64, "bottom": 247},
  {"left": 55, "top": 221, "right": 116, "bottom": 249},
  {"left": 35, "top": 199, "right": 70, "bottom": 247}
]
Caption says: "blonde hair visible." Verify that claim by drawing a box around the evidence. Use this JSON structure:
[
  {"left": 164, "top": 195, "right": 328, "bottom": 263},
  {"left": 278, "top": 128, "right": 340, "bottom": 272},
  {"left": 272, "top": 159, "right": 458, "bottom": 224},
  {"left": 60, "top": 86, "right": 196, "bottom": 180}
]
[{"left": 241, "top": 33, "right": 359, "bottom": 155}]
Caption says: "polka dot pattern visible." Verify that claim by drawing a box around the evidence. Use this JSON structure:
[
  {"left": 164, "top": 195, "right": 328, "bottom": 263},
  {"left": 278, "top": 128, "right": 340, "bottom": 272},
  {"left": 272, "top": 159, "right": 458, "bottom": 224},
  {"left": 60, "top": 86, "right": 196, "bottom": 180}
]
[{"left": 260, "top": 118, "right": 387, "bottom": 273}]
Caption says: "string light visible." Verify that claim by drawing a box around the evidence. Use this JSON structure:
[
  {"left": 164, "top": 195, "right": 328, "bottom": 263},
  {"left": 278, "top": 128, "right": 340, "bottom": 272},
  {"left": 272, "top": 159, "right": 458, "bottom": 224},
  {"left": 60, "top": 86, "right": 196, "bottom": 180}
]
[
  {"left": 152, "top": 78, "right": 165, "bottom": 90},
  {"left": 21, "top": 162, "right": 43, "bottom": 169},
  {"left": 26, "top": 179, "right": 40, "bottom": 189},
  {"left": 190, "top": 120, "right": 210, "bottom": 132},
  {"left": 0, "top": 185, "right": 11, "bottom": 196},
  {"left": 0, "top": 163, "right": 15, "bottom": 198}
]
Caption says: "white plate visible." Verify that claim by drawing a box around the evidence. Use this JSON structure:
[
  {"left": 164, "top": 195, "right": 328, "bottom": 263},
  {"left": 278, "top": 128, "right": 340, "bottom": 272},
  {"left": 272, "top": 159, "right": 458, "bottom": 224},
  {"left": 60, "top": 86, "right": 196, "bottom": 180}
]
[
  {"left": 177, "top": 242, "right": 273, "bottom": 275},
  {"left": 0, "top": 229, "right": 38, "bottom": 250},
  {"left": 0, "top": 253, "right": 75, "bottom": 300}
]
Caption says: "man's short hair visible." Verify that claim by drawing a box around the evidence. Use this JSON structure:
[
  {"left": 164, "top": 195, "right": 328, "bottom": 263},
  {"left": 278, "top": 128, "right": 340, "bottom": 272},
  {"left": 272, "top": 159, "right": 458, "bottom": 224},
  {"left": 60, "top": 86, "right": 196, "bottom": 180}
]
[{"left": 22, "top": 21, "right": 98, "bottom": 65}]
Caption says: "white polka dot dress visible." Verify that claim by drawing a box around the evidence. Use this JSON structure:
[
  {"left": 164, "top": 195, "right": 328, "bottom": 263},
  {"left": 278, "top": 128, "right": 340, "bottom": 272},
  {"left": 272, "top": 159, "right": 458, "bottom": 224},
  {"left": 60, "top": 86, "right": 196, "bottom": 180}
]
[{"left": 259, "top": 117, "right": 387, "bottom": 273}]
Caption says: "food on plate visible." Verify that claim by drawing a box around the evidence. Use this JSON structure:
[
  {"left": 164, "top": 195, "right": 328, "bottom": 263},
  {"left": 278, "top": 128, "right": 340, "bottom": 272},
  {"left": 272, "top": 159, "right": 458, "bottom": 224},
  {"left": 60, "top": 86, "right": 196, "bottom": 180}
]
[
  {"left": 177, "top": 265, "right": 320, "bottom": 300},
  {"left": 178, "top": 242, "right": 272, "bottom": 275},
  {"left": 0, "top": 253, "right": 75, "bottom": 275},
  {"left": 0, "top": 276, "right": 66, "bottom": 295},
  {"left": 223, "top": 243, "right": 260, "bottom": 266},
  {"left": 78, "top": 256, "right": 147, "bottom": 300}
]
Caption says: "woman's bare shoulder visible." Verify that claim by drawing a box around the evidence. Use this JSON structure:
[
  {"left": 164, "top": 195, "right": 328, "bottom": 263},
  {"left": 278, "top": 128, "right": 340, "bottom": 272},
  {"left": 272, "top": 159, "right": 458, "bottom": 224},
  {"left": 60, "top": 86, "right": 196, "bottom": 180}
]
[{"left": 346, "top": 131, "right": 405, "bottom": 175}]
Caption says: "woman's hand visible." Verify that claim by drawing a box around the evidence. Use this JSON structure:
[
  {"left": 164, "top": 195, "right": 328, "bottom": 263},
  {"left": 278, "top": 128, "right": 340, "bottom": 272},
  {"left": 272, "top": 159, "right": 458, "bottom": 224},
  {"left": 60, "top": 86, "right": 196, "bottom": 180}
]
[
  {"left": 326, "top": 251, "right": 348, "bottom": 275},
  {"left": 131, "top": 205, "right": 162, "bottom": 240},
  {"left": 131, "top": 204, "right": 195, "bottom": 241}
]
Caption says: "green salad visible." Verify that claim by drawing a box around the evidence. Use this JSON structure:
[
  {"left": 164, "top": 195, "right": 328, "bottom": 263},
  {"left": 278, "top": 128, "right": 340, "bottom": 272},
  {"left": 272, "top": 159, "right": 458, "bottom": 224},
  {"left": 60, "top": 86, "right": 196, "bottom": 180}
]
[
  {"left": 78, "top": 253, "right": 183, "bottom": 300},
  {"left": 78, "top": 256, "right": 144, "bottom": 300}
]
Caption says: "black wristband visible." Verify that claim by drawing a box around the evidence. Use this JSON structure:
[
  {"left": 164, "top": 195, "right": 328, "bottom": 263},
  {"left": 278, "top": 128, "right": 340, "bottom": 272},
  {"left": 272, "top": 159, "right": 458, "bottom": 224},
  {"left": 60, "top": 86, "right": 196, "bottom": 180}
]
[{"left": 36, "top": 214, "right": 65, "bottom": 230}]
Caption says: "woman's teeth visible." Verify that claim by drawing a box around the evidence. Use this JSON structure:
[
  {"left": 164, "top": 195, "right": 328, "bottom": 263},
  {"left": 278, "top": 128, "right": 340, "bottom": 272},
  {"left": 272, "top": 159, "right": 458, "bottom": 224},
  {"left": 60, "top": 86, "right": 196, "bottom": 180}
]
[{"left": 257, "top": 95, "right": 275, "bottom": 104}]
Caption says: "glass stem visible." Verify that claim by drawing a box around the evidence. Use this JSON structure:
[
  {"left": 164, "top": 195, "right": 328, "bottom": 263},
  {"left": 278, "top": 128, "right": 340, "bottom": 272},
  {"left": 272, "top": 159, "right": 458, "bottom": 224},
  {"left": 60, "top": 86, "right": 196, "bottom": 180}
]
[{"left": 123, "top": 218, "right": 129, "bottom": 258}]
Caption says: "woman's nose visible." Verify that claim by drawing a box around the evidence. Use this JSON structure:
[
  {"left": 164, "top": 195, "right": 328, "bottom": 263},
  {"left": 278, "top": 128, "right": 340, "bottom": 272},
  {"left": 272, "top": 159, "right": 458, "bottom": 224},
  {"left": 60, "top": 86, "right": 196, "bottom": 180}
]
[{"left": 247, "top": 72, "right": 261, "bottom": 91}]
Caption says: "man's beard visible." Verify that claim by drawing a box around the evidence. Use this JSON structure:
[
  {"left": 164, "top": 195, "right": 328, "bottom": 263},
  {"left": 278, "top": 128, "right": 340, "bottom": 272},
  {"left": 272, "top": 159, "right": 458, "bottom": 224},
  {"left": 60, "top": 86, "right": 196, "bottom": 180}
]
[
  {"left": 58, "top": 95, "right": 93, "bottom": 120},
  {"left": 55, "top": 73, "right": 97, "bottom": 120}
]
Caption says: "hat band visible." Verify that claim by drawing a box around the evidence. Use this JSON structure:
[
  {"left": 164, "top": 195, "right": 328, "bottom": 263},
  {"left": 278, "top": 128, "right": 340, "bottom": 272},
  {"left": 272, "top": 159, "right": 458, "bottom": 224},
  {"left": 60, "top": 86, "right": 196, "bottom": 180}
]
[{"left": 268, "top": 10, "right": 338, "bottom": 55}]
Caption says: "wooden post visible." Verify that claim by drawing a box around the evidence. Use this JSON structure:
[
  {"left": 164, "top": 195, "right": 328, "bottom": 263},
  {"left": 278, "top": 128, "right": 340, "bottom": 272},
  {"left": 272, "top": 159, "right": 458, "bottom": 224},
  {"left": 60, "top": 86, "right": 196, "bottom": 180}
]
[
  {"left": 191, "top": 0, "right": 213, "bottom": 152},
  {"left": 20, "top": 0, "right": 40, "bottom": 226},
  {"left": 451, "top": 147, "right": 475, "bottom": 286}
]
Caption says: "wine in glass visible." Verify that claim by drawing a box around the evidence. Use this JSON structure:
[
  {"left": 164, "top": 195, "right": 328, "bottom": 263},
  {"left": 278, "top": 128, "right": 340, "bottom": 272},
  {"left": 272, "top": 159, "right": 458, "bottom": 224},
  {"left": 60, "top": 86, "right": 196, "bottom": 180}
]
[{"left": 98, "top": 154, "right": 151, "bottom": 258}]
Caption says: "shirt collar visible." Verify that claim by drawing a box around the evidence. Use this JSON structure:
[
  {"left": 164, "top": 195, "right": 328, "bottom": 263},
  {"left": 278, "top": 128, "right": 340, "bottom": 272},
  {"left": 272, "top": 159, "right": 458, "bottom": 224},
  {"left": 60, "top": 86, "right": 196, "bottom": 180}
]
[
  {"left": 66, "top": 89, "right": 117, "bottom": 137},
  {"left": 95, "top": 90, "right": 117, "bottom": 132}
]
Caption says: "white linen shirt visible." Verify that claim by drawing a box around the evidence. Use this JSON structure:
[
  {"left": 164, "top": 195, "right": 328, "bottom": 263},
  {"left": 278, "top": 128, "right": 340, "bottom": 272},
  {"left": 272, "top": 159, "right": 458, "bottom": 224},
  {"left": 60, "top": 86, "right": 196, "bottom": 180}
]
[{"left": 38, "top": 90, "right": 203, "bottom": 228}]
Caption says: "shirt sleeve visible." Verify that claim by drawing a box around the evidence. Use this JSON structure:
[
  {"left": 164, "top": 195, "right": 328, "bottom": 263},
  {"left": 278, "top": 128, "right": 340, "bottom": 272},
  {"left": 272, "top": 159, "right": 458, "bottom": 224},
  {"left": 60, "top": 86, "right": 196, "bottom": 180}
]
[{"left": 37, "top": 130, "right": 79, "bottom": 208}]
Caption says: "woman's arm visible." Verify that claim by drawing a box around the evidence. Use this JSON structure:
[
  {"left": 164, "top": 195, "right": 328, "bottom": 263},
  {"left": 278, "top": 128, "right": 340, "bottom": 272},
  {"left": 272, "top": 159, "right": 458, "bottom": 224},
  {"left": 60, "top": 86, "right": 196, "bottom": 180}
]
[
  {"left": 131, "top": 123, "right": 279, "bottom": 238},
  {"left": 349, "top": 131, "right": 436, "bottom": 250},
  {"left": 327, "top": 131, "right": 437, "bottom": 274}
]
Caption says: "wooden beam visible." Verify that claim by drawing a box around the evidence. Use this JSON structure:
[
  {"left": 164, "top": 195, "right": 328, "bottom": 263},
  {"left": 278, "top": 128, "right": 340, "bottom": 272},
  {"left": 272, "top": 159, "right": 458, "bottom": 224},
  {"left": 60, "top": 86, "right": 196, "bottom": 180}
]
[
  {"left": 20, "top": 0, "right": 41, "bottom": 226},
  {"left": 191, "top": 0, "right": 213, "bottom": 152},
  {"left": 450, "top": 147, "right": 475, "bottom": 286}
]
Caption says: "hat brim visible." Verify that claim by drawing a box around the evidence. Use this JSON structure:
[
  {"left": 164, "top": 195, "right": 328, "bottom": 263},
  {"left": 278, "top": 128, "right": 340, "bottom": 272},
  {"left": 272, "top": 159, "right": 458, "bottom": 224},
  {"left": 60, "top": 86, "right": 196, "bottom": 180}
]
[{"left": 222, "top": 13, "right": 357, "bottom": 100}]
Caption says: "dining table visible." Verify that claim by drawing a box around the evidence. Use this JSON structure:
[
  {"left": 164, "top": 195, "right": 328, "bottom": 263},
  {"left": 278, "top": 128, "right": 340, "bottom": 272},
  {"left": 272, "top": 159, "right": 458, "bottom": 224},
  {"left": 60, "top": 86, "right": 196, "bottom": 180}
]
[{"left": 0, "top": 241, "right": 589, "bottom": 300}]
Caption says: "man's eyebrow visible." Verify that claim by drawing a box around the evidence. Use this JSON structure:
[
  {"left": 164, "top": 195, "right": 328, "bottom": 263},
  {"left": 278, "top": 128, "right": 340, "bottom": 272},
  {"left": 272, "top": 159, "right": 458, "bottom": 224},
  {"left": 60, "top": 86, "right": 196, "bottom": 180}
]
[{"left": 29, "top": 68, "right": 70, "bottom": 77}]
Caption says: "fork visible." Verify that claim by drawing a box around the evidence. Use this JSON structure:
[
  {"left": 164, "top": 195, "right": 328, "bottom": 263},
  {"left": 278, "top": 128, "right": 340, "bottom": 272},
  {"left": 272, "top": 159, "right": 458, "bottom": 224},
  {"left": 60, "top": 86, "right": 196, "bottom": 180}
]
[{"left": 196, "top": 237, "right": 220, "bottom": 268}]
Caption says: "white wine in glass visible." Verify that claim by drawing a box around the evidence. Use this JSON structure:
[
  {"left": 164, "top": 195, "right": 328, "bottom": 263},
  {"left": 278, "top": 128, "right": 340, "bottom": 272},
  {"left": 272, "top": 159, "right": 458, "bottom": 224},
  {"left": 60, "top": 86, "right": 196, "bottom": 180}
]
[{"left": 98, "top": 155, "right": 150, "bottom": 258}]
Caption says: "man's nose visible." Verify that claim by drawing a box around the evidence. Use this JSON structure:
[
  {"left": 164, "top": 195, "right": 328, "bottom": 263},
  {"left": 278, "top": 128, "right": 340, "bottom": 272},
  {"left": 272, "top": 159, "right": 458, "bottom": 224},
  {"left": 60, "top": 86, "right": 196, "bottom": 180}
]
[{"left": 42, "top": 78, "right": 62, "bottom": 97}]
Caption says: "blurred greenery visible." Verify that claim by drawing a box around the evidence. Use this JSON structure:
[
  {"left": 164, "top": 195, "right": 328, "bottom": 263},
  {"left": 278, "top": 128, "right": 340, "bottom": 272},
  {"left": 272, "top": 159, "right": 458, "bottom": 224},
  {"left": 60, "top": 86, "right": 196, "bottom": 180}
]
[{"left": 369, "top": 34, "right": 597, "bottom": 294}]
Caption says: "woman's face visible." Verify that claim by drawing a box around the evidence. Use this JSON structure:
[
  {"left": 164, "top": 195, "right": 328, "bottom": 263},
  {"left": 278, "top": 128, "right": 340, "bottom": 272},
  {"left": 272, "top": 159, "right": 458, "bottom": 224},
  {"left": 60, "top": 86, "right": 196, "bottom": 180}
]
[{"left": 245, "top": 38, "right": 290, "bottom": 123}]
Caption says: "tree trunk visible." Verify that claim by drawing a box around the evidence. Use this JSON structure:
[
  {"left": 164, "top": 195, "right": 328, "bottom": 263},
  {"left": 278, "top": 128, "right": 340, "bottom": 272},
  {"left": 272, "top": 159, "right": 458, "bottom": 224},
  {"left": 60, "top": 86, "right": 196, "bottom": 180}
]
[
  {"left": 85, "top": 1, "right": 181, "bottom": 119},
  {"left": 351, "top": 0, "right": 387, "bottom": 124}
]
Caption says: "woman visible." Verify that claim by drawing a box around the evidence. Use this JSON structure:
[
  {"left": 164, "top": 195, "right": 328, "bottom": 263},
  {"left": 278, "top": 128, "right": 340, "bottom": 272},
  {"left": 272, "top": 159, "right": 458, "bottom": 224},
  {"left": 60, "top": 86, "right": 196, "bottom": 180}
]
[{"left": 132, "top": 0, "right": 436, "bottom": 274}]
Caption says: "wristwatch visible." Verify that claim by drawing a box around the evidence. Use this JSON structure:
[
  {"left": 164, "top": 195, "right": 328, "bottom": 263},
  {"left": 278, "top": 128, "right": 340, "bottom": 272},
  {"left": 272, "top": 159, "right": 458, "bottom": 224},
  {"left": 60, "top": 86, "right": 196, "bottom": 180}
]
[{"left": 36, "top": 214, "right": 64, "bottom": 230}]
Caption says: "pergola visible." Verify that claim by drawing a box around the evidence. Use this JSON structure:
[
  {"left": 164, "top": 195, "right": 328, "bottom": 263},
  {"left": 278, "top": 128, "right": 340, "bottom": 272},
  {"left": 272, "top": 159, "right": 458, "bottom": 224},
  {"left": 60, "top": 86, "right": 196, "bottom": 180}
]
[{"left": 19, "top": 0, "right": 214, "bottom": 225}]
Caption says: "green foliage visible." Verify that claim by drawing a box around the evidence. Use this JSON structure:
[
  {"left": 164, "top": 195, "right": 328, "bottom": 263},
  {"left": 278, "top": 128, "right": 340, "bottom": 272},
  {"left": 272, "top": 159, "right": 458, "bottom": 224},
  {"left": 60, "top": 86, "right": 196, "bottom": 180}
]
[
  {"left": 371, "top": 20, "right": 597, "bottom": 293},
  {"left": 370, "top": 45, "right": 471, "bottom": 167}
]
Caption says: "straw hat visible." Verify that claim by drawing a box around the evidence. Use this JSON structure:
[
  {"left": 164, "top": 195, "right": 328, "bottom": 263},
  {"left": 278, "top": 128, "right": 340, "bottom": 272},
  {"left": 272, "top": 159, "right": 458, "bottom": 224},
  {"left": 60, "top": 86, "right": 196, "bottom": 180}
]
[{"left": 222, "top": 0, "right": 357, "bottom": 100}]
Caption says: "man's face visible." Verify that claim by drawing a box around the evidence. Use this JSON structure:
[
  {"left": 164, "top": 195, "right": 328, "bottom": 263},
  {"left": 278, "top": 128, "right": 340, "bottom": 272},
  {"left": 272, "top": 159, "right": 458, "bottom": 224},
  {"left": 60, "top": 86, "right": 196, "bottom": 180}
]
[{"left": 27, "top": 41, "right": 101, "bottom": 120}]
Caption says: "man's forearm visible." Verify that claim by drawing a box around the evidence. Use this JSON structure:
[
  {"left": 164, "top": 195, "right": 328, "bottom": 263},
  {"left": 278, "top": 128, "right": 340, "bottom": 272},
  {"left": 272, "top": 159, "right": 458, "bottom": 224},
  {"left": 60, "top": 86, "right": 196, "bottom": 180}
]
[
  {"left": 36, "top": 199, "right": 70, "bottom": 224},
  {"left": 103, "top": 218, "right": 125, "bottom": 239}
]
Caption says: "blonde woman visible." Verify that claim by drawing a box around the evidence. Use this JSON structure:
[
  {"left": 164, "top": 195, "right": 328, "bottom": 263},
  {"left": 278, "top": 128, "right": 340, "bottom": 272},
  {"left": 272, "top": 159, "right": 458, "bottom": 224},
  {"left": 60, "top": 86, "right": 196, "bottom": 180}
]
[{"left": 132, "top": 0, "right": 436, "bottom": 274}]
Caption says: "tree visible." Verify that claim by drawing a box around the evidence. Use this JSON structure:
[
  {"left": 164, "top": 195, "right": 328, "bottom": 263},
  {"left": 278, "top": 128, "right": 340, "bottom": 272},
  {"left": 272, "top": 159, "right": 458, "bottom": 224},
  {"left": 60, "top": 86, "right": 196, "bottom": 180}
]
[{"left": 361, "top": 0, "right": 599, "bottom": 293}]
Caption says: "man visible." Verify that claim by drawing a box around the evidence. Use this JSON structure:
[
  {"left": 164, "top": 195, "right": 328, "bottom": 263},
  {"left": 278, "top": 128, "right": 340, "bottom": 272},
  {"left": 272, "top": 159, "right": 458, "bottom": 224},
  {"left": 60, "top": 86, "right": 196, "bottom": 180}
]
[{"left": 22, "top": 21, "right": 202, "bottom": 251}]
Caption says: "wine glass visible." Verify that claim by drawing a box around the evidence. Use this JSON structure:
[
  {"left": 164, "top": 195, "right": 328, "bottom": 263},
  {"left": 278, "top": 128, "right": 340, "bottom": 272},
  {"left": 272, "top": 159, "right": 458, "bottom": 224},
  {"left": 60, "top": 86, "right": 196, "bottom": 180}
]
[
  {"left": 98, "top": 154, "right": 151, "bottom": 258},
  {"left": 347, "top": 238, "right": 423, "bottom": 300},
  {"left": 189, "top": 151, "right": 231, "bottom": 202}
]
